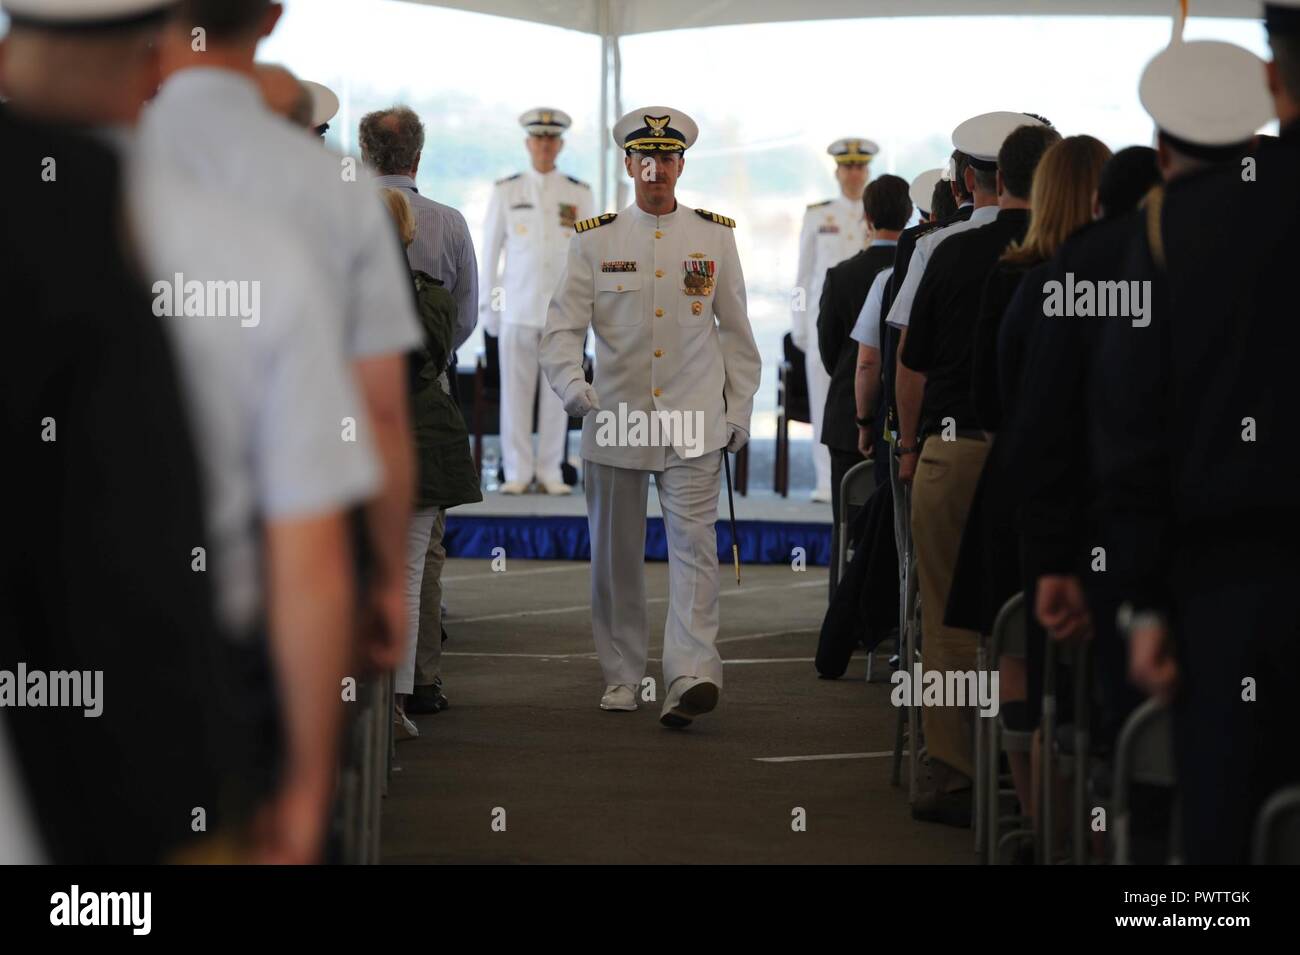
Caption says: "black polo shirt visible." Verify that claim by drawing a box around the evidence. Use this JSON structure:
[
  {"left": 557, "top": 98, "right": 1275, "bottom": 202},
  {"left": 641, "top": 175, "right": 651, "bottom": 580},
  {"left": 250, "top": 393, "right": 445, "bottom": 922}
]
[{"left": 901, "top": 208, "right": 1030, "bottom": 436}]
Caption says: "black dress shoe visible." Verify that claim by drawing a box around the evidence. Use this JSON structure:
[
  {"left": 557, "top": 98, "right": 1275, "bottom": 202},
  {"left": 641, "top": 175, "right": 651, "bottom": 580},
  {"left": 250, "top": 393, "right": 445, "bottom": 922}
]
[
  {"left": 911, "top": 789, "right": 972, "bottom": 828},
  {"left": 406, "top": 682, "right": 448, "bottom": 715}
]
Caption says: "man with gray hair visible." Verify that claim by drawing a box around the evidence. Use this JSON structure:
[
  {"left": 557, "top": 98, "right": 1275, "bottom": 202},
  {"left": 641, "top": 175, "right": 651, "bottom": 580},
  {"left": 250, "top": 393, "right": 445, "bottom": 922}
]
[
  {"left": 361, "top": 105, "right": 480, "bottom": 717},
  {"left": 361, "top": 106, "right": 479, "bottom": 352}
]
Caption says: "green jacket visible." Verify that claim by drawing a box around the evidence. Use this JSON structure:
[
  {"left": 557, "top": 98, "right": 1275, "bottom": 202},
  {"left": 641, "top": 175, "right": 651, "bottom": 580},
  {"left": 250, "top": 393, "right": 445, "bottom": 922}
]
[{"left": 409, "top": 270, "right": 482, "bottom": 510}]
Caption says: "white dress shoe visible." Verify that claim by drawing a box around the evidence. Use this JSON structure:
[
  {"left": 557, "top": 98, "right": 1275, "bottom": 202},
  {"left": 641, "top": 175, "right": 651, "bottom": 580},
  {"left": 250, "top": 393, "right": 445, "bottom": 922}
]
[
  {"left": 393, "top": 710, "right": 420, "bottom": 740},
  {"left": 659, "top": 676, "right": 719, "bottom": 728},
  {"left": 542, "top": 481, "right": 572, "bottom": 496},
  {"left": 499, "top": 480, "right": 530, "bottom": 495},
  {"left": 599, "top": 684, "right": 637, "bottom": 711},
  {"left": 810, "top": 488, "right": 832, "bottom": 504}
]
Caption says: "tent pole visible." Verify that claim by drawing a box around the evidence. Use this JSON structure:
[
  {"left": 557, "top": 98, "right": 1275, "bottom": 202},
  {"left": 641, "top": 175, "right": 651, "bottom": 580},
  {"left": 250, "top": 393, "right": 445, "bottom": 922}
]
[
  {"left": 598, "top": 0, "right": 610, "bottom": 212},
  {"left": 612, "top": 29, "right": 625, "bottom": 211}
]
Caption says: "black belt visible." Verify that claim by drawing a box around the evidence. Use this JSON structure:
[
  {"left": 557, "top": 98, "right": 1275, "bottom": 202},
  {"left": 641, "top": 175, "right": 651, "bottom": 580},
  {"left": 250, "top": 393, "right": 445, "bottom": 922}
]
[{"left": 922, "top": 428, "right": 986, "bottom": 443}]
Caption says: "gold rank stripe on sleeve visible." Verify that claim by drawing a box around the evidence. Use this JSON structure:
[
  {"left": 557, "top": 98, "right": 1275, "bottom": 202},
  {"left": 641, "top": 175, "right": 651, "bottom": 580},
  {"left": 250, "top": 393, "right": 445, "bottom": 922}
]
[
  {"left": 574, "top": 212, "right": 618, "bottom": 234},
  {"left": 694, "top": 208, "right": 736, "bottom": 228}
]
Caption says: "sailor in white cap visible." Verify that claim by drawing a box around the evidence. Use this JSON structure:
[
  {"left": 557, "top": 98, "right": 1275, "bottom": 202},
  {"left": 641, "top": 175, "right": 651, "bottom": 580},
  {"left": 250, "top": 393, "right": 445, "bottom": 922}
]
[
  {"left": 793, "top": 137, "right": 879, "bottom": 502},
  {"left": 909, "top": 168, "right": 946, "bottom": 220},
  {"left": 541, "top": 106, "right": 761, "bottom": 727},
  {"left": 1140, "top": 40, "right": 1274, "bottom": 177},
  {"left": 480, "top": 107, "right": 594, "bottom": 494},
  {"left": 302, "top": 80, "right": 339, "bottom": 140},
  {"left": 1078, "top": 8, "right": 1295, "bottom": 863},
  {"left": 887, "top": 113, "right": 1049, "bottom": 483}
]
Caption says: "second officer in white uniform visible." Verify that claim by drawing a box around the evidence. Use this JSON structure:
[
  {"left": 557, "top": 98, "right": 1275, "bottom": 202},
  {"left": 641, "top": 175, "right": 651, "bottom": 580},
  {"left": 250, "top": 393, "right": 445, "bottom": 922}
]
[
  {"left": 481, "top": 108, "right": 594, "bottom": 494},
  {"left": 541, "top": 106, "right": 761, "bottom": 727},
  {"left": 793, "top": 137, "right": 878, "bottom": 502}
]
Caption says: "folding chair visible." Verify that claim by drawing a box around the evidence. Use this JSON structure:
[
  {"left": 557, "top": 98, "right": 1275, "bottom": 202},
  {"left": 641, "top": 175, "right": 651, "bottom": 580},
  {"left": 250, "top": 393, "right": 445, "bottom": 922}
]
[
  {"left": 1112, "top": 698, "right": 1176, "bottom": 864},
  {"left": 1039, "top": 635, "right": 1092, "bottom": 864},
  {"left": 986, "top": 593, "right": 1034, "bottom": 864},
  {"left": 773, "top": 333, "right": 811, "bottom": 497},
  {"left": 1253, "top": 785, "right": 1300, "bottom": 864},
  {"left": 835, "top": 460, "right": 880, "bottom": 678}
]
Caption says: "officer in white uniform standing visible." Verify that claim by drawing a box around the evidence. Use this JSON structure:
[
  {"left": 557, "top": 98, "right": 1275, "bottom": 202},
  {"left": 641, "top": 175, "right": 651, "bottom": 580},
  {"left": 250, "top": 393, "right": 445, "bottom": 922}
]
[
  {"left": 541, "top": 107, "right": 761, "bottom": 728},
  {"left": 793, "top": 138, "right": 878, "bottom": 502},
  {"left": 481, "top": 108, "right": 595, "bottom": 494}
]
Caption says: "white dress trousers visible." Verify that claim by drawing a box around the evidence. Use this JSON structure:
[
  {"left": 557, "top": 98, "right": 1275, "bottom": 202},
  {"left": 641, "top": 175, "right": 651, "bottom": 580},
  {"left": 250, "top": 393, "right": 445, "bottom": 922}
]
[{"left": 585, "top": 450, "right": 724, "bottom": 690}]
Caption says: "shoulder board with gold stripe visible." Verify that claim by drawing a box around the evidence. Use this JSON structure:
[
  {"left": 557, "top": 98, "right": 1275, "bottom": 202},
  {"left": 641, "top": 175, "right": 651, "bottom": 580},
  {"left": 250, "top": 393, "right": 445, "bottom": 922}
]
[
  {"left": 495, "top": 173, "right": 522, "bottom": 185},
  {"left": 808, "top": 199, "right": 832, "bottom": 208},
  {"left": 694, "top": 208, "right": 736, "bottom": 228},
  {"left": 574, "top": 213, "right": 617, "bottom": 234},
  {"left": 565, "top": 174, "right": 590, "bottom": 188}
]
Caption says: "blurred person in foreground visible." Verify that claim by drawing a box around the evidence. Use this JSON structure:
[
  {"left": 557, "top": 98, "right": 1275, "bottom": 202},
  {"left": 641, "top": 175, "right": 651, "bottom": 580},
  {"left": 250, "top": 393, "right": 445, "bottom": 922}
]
[{"left": 0, "top": 0, "right": 378, "bottom": 863}]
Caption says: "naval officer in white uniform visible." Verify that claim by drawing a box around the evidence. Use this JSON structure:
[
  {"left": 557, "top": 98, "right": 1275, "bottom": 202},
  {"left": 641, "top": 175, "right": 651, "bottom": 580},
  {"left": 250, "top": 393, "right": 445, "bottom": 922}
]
[
  {"left": 541, "top": 106, "right": 761, "bottom": 727},
  {"left": 481, "top": 108, "right": 595, "bottom": 494},
  {"left": 793, "top": 137, "right": 878, "bottom": 502}
]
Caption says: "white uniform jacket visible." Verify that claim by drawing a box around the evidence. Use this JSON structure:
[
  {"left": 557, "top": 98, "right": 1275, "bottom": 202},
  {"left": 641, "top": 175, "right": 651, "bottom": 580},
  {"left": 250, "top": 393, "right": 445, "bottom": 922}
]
[
  {"left": 541, "top": 202, "right": 762, "bottom": 471},
  {"left": 792, "top": 194, "right": 868, "bottom": 350},
  {"left": 479, "top": 168, "right": 594, "bottom": 329}
]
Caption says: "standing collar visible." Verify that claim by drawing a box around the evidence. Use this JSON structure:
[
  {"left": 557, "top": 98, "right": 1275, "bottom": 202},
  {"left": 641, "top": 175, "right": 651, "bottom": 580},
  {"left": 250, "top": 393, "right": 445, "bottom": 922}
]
[{"left": 629, "top": 200, "right": 679, "bottom": 224}]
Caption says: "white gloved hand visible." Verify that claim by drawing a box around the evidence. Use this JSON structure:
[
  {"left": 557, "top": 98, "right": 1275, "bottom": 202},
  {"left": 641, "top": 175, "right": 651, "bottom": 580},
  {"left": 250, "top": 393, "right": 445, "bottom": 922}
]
[
  {"left": 562, "top": 379, "right": 601, "bottom": 417},
  {"left": 725, "top": 423, "right": 749, "bottom": 453},
  {"left": 481, "top": 308, "right": 500, "bottom": 337}
]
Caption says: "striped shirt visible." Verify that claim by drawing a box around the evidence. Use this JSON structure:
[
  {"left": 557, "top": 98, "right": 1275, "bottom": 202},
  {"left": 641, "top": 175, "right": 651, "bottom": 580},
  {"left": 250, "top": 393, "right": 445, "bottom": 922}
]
[{"left": 375, "top": 174, "right": 479, "bottom": 352}]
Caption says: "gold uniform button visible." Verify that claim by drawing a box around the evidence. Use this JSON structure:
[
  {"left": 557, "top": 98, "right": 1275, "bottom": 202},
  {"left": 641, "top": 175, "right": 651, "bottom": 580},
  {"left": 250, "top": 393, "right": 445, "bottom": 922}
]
[
  {"left": 655, "top": 307, "right": 664, "bottom": 317},
  {"left": 653, "top": 388, "right": 662, "bottom": 397},
  {"left": 616, "top": 284, "right": 623, "bottom": 291},
  {"left": 654, "top": 230, "right": 663, "bottom": 239},
  {"left": 655, "top": 269, "right": 665, "bottom": 278},
  {"left": 654, "top": 349, "right": 664, "bottom": 358}
]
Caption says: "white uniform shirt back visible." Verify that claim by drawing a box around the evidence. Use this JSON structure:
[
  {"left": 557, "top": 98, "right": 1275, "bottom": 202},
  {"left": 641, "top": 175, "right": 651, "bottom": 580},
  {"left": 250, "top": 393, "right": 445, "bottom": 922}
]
[
  {"left": 792, "top": 193, "right": 868, "bottom": 347},
  {"left": 139, "top": 68, "right": 422, "bottom": 360},
  {"left": 480, "top": 168, "right": 594, "bottom": 328},
  {"left": 542, "top": 203, "right": 762, "bottom": 471},
  {"left": 119, "top": 141, "right": 380, "bottom": 639}
]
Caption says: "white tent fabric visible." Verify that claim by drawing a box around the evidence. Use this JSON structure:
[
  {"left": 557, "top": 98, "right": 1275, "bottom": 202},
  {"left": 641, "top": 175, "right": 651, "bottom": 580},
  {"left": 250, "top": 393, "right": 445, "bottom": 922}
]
[
  {"left": 395, "top": 0, "right": 1261, "bottom": 207},
  {"left": 399, "top": 0, "right": 1256, "bottom": 35}
]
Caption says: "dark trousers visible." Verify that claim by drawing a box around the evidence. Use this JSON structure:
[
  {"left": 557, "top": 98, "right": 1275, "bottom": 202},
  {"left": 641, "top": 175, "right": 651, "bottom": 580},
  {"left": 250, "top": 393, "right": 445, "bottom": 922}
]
[
  {"left": 1170, "top": 539, "right": 1300, "bottom": 864},
  {"left": 828, "top": 445, "right": 868, "bottom": 601}
]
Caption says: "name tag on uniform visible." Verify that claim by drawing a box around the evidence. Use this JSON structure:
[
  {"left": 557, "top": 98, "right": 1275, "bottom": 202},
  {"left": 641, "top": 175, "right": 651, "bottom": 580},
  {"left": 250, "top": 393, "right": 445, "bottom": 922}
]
[
  {"left": 601, "top": 260, "right": 637, "bottom": 272},
  {"left": 817, "top": 224, "right": 840, "bottom": 235},
  {"left": 558, "top": 203, "right": 578, "bottom": 229},
  {"left": 683, "top": 259, "right": 715, "bottom": 295},
  {"left": 509, "top": 203, "right": 534, "bottom": 210}
]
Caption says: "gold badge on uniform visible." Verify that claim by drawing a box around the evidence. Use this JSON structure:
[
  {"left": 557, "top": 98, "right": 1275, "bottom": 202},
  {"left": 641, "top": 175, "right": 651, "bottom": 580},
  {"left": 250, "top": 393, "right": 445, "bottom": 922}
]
[
  {"left": 559, "top": 203, "right": 578, "bottom": 229},
  {"left": 682, "top": 258, "right": 715, "bottom": 296}
]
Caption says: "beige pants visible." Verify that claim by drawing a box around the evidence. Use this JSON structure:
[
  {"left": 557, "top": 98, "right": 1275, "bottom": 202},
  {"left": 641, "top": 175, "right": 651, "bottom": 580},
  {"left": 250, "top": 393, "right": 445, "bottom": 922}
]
[
  {"left": 415, "top": 507, "right": 448, "bottom": 687},
  {"left": 910, "top": 434, "right": 988, "bottom": 785}
]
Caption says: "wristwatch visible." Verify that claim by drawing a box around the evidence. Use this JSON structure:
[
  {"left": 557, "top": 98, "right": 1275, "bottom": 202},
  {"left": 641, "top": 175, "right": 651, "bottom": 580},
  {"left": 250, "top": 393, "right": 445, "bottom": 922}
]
[
  {"left": 895, "top": 443, "right": 919, "bottom": 457},
  {"left": 855, "top": 414, "right": 874, "bottom": 428}
]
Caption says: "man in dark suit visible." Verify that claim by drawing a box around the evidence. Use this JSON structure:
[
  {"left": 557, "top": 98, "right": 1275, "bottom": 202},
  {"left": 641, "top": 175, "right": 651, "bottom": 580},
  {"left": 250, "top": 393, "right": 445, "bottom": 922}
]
[{"left": 818, "top": 174, "right": 912, "bottom": 596}]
